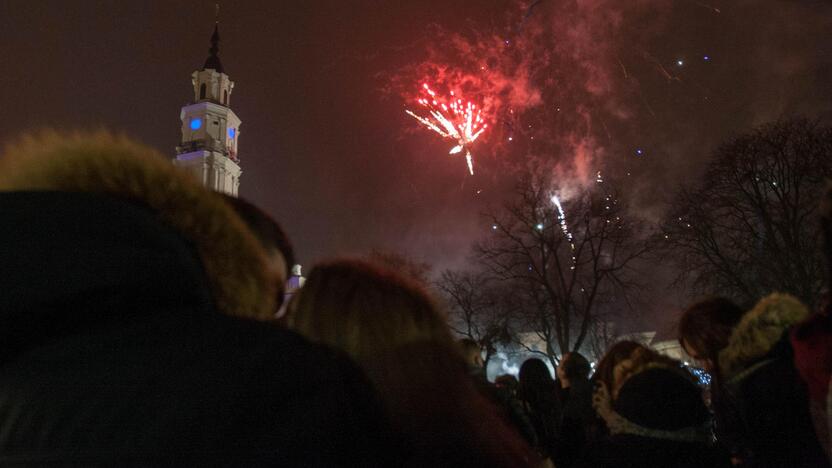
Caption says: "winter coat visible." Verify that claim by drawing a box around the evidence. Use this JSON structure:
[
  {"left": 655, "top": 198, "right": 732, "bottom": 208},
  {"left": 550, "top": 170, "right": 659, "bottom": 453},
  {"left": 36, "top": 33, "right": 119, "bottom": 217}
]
[
  {"left": 468, "top": 368, "right": 539, "bottom": 448},
  {"left": 578, "top": 360, "right": 729, "bottom": 468},
  {"left": 0, "top": 133, "right": 394, "bottom": 466},
  {"left": 518, "top": 384, "right": 561, "bottom": 458},
  {"left": 791, "top": 309, "right": 832, "bottom": 463},
  {"left": 576, "top": 434, "right": 729, "bottom": 468},
  {"left": 554, "top": 378, "right": 594, "bottom": 468},
  {"left": 717, "top": 293, "right": 828, "bottom": 468}
]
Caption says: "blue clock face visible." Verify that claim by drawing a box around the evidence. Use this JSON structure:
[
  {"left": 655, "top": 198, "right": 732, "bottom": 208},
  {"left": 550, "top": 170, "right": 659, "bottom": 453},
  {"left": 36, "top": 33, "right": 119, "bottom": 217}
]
[
  {"left": 228, "top": 128, "right": 236, "bottom": 139},
  {"left": 190, "top": 118, "right": 202, "bottom": 130}
]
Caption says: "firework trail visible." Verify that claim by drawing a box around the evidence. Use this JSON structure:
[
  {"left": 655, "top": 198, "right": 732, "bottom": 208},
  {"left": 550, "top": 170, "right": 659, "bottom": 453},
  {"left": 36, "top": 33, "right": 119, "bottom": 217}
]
[
  {"left": 405, "top": 83, "right": 488, "bottom": 175},
  {"left": 551, "top": 195, "right": 575, "bottom": 244},
  {"left": 551, "top": 194, "right": 577, "bottom": 270}
]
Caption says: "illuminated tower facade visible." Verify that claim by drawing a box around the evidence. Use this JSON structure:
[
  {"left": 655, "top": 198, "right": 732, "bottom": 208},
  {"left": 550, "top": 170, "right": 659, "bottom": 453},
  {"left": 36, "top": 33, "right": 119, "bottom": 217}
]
[{"left": 175, "top": 24, "right": 242, "bottom": 196}]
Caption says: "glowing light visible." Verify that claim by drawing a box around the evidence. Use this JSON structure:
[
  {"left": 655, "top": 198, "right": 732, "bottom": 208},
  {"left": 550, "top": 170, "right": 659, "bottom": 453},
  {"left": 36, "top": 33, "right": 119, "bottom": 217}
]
[
  {"left": 551, "top": 195, "right": 576, "bottom": 254},
  {"left": 635, "top": 148, "right": 643, "bottom": 156},
  {"left": 703, "top": 55, "right": 710, "bottom": 61},
  {"left": 492, "top": 224, "right": 498, "bottom": 230},
  {"left": 676, "top": 59, "right": 684, "bottom": 66},
  {"left": 501, "top": 361, "right": 519, "bottom": 376},
  {"left": 228, "top": 128, "right": 236, "bottom": 139},
  {"left": 190, "top": 118, "right": 202, "bottom": 130},
  {"left": 536, "top": 223, "right": 544, "bottom": 230},
  {"left": 405, "top": 83, "right": 489, "bottom": 175}
]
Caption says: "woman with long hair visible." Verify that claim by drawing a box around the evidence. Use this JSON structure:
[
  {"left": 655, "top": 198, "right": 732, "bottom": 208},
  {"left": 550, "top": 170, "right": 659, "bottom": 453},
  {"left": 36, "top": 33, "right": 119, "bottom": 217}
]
[
  {"left": 679, "top": 295, "right": 827, "bottom": 466},
  {"left": 285, "top": 259, "right": 537, "bottom": 467},
  {"left": 587, "top": 340, "right": 650, "bottom": 442},
  {"left": 517, "top": 358, "right": 562, "bottom": 459}
]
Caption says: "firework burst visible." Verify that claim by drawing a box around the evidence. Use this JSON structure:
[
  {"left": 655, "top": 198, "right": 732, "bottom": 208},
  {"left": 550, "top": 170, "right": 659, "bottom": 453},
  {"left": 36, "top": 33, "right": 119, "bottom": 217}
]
[{"left": 405, "top": 83, "right": 488, "bottom": 175}]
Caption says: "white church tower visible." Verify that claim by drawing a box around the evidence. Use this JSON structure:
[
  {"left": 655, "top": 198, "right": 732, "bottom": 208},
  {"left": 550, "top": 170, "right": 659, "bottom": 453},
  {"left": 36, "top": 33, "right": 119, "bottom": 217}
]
[{"left": 175, "top": 23, "right": 242, "bottom": 196}]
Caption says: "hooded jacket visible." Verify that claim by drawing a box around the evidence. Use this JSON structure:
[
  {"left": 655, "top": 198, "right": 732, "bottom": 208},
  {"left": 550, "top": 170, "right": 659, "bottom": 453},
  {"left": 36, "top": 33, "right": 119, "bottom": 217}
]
[
  {"left": 717, "top": 293, "right": 828, "bottom": 468},
  {"left": 0, "top": 132, "right": 393, "bottom": 465},
  {"left": 577, "top": 355, "right": 729, "bottom": 468},
  {"left": 791, "top": 309, "right": 832, "bottom": 464}
]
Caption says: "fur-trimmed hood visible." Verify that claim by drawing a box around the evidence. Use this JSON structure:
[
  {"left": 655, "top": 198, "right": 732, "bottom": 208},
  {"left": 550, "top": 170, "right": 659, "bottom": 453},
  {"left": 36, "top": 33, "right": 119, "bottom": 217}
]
[
  {"left": 0, "top": 131, "right": 276, "bottom": 319},
  {"left": 719, "top": 293, "right": 809, "bottom": 380},
  {"left": 593, "top": 350, "right": 710, "bottom": 443}
]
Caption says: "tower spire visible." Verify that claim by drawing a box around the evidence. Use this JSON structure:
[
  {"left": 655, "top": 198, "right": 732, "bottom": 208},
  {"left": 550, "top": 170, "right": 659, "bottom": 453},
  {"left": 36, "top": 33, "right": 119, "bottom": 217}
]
[
  {"left": 203, "top": 8, "right": 224, "bottom": 74},
  {"left": 176, "top": 1, "right": 241, "bottom": 196}
]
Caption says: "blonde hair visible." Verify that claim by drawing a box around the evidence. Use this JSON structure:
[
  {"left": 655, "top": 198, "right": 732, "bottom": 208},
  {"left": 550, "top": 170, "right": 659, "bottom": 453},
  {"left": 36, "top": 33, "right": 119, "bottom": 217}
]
[
  {"left": 285, "top": 259, "right": 535, "bottom": 466},
  {"left": 286, "top": 259, "right": 454, "bottom": 364}
]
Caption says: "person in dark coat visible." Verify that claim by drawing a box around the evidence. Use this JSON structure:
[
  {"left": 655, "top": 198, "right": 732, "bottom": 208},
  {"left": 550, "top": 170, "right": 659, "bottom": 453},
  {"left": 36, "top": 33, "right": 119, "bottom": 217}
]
[
  {"left": 577, "top": 347, "right": 730, "bottom": 468},
  {"left": 791, "top": 307, "right": 832, "bottom": 464},
  {"left": 680, "top": 293, "right": 828, "bottom": 467},
  {"left": 495, "top": 374, "right": 520, "bottom": 397},
  {"left": 789, "top": 183, "right": 832, "bottom": 464},
  {"left": 0, "top": 132, "right": 394, "bottom": 465},
  {"left": 554, "top": 352, "right": 595, "bottom": 468},
  {"left": 678, "top": 297, "right": 746, "bottom": 460},
  {"left": 716, "top": 293, "right": 829, "bottom": 467},
  {"left": 222, "top": 194, "right": 296, "bottom": 315},
  {"left": 587, "top": 340, "right": 649, "bottom": 441},
  {"left": 517, "top": 358, "right": 561, "bottom": 460},
  {"left": 458, "top": 339, "right": 539, "bottom": 448}
]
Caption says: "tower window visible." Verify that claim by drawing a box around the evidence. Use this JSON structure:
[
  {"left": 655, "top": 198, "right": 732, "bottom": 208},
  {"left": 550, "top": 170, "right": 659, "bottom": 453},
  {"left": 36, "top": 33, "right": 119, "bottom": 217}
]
[
  {"left": 190, "top": 118, "right": 202, "bottom": 130},
  {"left": 223, "top": 90, "right": 228, "bottom": 105},
  {"left": 199, "top": 83, "right": 206, "bottom": 100},
  {"left": 228, "top": 128, "right": 236, "bottom": 139}
]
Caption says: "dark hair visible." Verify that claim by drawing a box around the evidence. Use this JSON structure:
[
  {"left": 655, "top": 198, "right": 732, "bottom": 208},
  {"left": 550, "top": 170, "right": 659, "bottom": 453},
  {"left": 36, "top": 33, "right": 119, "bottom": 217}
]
[
  {"left": 222, "top": 195, "right": 296, "bottom": 270},
  {"left": 560, "top": 352, "right": 591, "bottom": 380},
  {"left": 592, "top": 340, "right": 647, "bottom": 389},
  {"left": 519, "top": 358, "right": 555, "bottom": 392},
  {"left": 518, "top": 359, "right": 560, "bottom": 454},
  {"left": 678, "top": 297, "right": 744, "bottom": 367},
  {"left": 495, "top": 374, "right": 518, "bottom": 389}
]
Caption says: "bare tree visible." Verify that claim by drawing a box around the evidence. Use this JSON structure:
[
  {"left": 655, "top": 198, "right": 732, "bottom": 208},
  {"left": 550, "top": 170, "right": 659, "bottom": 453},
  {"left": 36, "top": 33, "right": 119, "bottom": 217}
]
[
  {"left": 437, "top": 270, "right": 517, "bottom": 368},
  {"left": 586, "top": 317, "right": 621, "bottom": 363},
  {"left": 475, "top": 174, "right": 651, "bottom": 368},
  {"left": 663, "top": 119, "right": 832, "bottom": 308}
]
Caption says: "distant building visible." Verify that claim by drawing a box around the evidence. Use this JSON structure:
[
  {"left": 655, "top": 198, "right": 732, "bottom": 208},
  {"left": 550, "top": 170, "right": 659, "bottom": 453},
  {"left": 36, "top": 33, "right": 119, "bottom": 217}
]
[
  {"left": 172, "top": 23, "right": 305, "bottom": 307},
  {"left": 174, "top": 23, "right": 242, "bottom": 196}
]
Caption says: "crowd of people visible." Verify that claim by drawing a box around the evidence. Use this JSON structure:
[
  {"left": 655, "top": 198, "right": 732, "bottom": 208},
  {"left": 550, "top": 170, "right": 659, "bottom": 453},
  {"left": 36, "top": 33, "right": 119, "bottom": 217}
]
[{"left": 0, "top": 131, "right": 828, "bottom": 466}]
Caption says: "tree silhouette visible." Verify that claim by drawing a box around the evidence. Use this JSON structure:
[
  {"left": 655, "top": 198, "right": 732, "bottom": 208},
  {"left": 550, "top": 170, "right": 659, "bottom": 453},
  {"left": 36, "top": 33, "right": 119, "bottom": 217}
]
[
  {"left": 663, "top": 119, "right": 832, "bottom": 308},
  {"left": 474, "top": 173, "right": 651, "bottom": 367},
  {"left": 438, "top": 269, "right": 518, "bottom": 369}
]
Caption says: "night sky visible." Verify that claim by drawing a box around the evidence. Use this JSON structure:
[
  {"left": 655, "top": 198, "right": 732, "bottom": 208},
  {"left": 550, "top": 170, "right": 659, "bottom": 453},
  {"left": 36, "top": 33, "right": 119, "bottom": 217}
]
[{"left": 3, "top": 0, "right": 831, "bottom": 289}]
